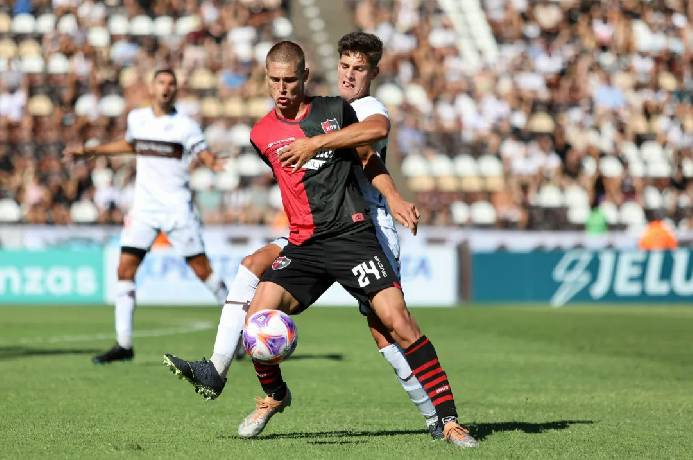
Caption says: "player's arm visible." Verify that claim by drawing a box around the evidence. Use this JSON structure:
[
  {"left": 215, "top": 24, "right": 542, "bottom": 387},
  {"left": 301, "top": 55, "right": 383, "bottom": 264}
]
[
  {"left": 198, "top": 149, "right": 225, "bottom": 172},
  {"left": 277, "top": 114, "right": 389, "bottom": 172},
  {"left": 63, "top": 138, "right": 135, "bottom": 161},
  {"left": 359, "top": 145, "right": 420, "bottom": 235}
]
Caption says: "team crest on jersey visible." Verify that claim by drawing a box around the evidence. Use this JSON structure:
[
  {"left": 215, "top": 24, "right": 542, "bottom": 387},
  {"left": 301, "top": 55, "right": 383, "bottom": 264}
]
[
  {"left": 321, "top": 118, "right": 339, "bottom": 133},
  {"left": 271, "top": 256, "right": 291, "bottom": 270}
]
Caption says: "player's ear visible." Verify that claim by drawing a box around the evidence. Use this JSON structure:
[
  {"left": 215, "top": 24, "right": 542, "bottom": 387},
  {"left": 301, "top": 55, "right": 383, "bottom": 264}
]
[
  {"left": 303, "top": 67, "right": 309, "bottom": 83},
  {"left": 371, "top": 66, "right": 380, "bottom": 79}
]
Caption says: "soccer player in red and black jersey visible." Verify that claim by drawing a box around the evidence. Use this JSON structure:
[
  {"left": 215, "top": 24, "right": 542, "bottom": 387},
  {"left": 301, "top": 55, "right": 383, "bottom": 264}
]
[{"left": 235, "top": 41, "right": 478, "bottom": 449}]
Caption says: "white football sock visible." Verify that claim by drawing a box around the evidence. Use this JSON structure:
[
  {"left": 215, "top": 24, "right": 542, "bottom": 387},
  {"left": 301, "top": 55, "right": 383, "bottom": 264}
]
[
  {"left": 203, "top": 271, "right": 229, "bottom": 307},
  {"left": 210, "top": 265, "right": 259, "bottom": 378},
  {"left": 114, "top": 280, "right": 136, "bottom": 349},
  {"left": 380, "top": 343, "right": 437, "bottom": 422}
]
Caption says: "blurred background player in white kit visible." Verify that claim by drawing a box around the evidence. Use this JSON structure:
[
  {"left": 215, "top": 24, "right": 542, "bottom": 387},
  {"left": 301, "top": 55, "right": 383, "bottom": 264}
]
[
  {"left": 163, "top": 32, "right": 443, "bottom": 438},
  {"left": 64, "top": 69, "right": 228, "bottom": 364}
]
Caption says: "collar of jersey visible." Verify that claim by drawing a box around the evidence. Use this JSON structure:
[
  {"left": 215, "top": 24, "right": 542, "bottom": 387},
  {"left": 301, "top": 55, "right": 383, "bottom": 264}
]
[{"left": 272, "top": 97, "right": 312, "bottom": 124}]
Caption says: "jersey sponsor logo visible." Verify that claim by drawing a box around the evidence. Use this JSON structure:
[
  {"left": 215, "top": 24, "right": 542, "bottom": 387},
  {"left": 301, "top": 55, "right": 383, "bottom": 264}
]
[
  {"left": 352, "top": 213, "right": 365, "bottom": 222},
  {"left": 271, "top": 256, "right": 292, "bottom": 270},
  {"left": 320, "top": 118, "right": 339, "bottom": 133},
  {"left": 134, "top": 139, "right": 183, "bottom": 159}
]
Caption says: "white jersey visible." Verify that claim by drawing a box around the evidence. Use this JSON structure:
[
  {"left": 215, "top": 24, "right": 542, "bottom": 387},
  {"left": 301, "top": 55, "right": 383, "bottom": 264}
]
[
  {"left": 124, "top": 107, "right": 208, "bottom": 215},
  {"left": 350, "top": 96, "right": 395, "bottom": 230}
]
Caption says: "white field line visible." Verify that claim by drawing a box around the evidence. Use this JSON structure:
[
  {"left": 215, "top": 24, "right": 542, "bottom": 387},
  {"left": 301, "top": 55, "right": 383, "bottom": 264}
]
[{"left": 10, "top": 321, "right": 215, "bottom": 345}]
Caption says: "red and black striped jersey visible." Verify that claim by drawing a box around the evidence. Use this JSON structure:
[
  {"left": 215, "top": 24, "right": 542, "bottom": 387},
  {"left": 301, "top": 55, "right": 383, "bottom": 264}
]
[{"left": 250, "top": 96, "right": 371, "bottom": 245}]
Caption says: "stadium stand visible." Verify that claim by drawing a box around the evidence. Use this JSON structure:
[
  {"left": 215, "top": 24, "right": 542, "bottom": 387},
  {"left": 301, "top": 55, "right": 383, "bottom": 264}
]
[{"left": 0, "top": 0, "right": 690, "bottom": 231}]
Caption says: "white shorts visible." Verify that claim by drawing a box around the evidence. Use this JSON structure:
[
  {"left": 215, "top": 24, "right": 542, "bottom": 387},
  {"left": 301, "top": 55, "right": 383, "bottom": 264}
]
[{"left": 120, "top": 209, "right": 205, "bottom": 258}]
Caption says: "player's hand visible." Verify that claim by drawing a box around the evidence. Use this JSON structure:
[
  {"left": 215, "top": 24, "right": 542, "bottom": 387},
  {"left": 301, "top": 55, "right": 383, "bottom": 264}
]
[
  {"left": 209, "top": 156, "right": 227, "bottom": 172},
  {"left": 62, "top": 143, "right": 86, "bottom": 163},
  {"left": 277, "top": 138, "right": 319, "bottom": 172},
  {"left": 387, "top": 195, "right": 420, "bottom": 235}
]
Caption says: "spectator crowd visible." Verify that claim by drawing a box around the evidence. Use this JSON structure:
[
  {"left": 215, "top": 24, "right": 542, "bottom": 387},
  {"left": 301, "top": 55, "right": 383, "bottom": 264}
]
[{"left": 0, "top": 0, "right": 691, "bottom": 233}]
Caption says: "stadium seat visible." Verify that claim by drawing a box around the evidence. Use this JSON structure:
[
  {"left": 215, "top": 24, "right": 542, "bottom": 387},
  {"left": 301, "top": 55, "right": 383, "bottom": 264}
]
[
  {"left": 405, "top": 83, "right": 431, "bottom": 112},
  {"left": 47, "top": 53, "right": 70, "bottom": 74},
  {"left": 619, "top": 201, "right": 646, "bottom": 229},
  {"left": 229, "top": 124, "right": 251, "bottom": 147},
  {"left": 92, "top": 167, "right": 114, "bottom": 190},
  {"left": 57, "top": 14, "right": 78, "bottom": 35},
  {"left": 75, "top": 94, "right": 99, "bottom": 118},
  {"left": 0, "top": 39, "right": 17, "bottom": 59},
  {"left": 88, "top": 27, "right": 110, "bottom": 48},
  {"left": 18, "top": 39, "right": 41, "bottom": 57},
  {"left": 599, "top": 156, "right": 624, "bottom": 177},
  {"left": 646, "top": 160, "right": 672, "bottom": 178},
  {"left": 0, "top": 198, "right": 21, "bottom": 223},
  {"left": 108, "top": 15, "right": 129, "bottom": 36},
  {"left": 269, "top": 185, "right": 283, "bottom": 209},
  {"left": 0, "top": 13, "right": 11, "bottom": 34},
  {"left": 470, "top": 201, "right": 496, "bottom": 227},
  {"left": 11, "top": 14, "right": 35, "bottom": 35},
  {"left": 272, "top": 17, "right": 293, "bottom": 38},
  {"left": 643, "top": 186, "right": 663, "bottom": 210},
  {"left": 176, "top": 16, "right": 201, "bottom": 36},
  {"left": 189, "top": 69, "right": 217, "bottom": 91},
  {"left": 375, "top": 83, "right": 404, "bottom": 107},
  {"left": 628, "top": 160, "right": 645, "bottom": 178},
  {"left": 152, "top": 16, "right": 174, "bottom": 37},
  {"left": 130, "top": 15, "right": 154, "bottom": 36},
  {"left": 526, "top": 112, "right": 555, "bottom": 134},
  {"left": 599, "top": 201, "right": 619, "bottom": 226},
  {"left": 70, "top": 200, "right": 99, "bottom": 223},
  {"left": 450, "top": 201, "right": 470, "bottom": 225},
  {"left": 190, "top": 168, "right": 215, "bottom": 191},
  {"left": 35, "top": 14, "right": 55, "bottom": 34},
  {"left": 581, "top": 156, "right": 597, "bottom": 176},
  {"left": 401, "top": 154, "right": 430, "bottom": 177},
  {"left": 640, "top": 141, "right": 665, "bottom": 163},
  {"left": 255, "top": 41, "right": 273, "bottom": 64},
  {"left": 247, "top": 98, "right": 271, "bottom": 118},
  {"left": 201, "top": 97, "right": 222, "bottom": 118},
  {"left": 537, "top": 184, "right": 564, "bottom": 208},
  {"left": 430, "top": 154, "right": 454, "bottom": 177},
  {"left": 237, "top": 153, "right": 266, "bottom": 177},
  {"left": 478, "top": 154, "right": 504, "bottom": 191},
  {"left": 682, "top": 158, "right": 693, "bottom": 178},
  {"left": 27, "top": 95, "right": 53, "bottom": 116},
  {"left": 224, "top": 98, "right": 245, "bottom": 118},
  {"left": 215, "top": 168, "right": 240, "bottom": 191},
  {"left": 567, "top": 205, "right": 590, "bottom": 226},
  {"left": 98, "top": 95, "right": 125, "bottom": 117},
  {"left": 564, "top": 184, "right": 590, "bottom": 208}
]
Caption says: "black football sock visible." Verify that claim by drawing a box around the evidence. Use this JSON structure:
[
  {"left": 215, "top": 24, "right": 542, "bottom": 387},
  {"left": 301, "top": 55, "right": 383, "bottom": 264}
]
[
  {"left": 252, "top": 360, "right": 287, "bottom": 400},
  {"left": 404, "top": 336, "right": 458, "bottom": 424}
]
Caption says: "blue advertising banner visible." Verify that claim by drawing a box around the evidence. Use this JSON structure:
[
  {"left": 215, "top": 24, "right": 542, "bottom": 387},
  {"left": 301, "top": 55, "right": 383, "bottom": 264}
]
[
  {"left": 472, "top": 249, "right": 693, "bottom": 305},
  {"left": 0, "top": 248, "right": 104, "bottom": 304}
]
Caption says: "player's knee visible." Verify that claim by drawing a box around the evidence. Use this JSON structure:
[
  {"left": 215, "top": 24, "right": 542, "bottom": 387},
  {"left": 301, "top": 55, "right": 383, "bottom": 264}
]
[
  {"left": 241, "top": 253, "right": 267, "bottom": 278},
  {"left": 186, "top": 254, "right": 212, "bottom": 279},
  {"left": 117, "top": 262, "right": 137, "bottom": 280}
]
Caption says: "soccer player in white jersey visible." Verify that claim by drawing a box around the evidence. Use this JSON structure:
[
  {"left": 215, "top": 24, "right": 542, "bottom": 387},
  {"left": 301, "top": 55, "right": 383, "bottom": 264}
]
[
  {"left": 162, "top": 34, "right": 453, "bottom": 441},
  {"left": 64, "top": 69, "right": 229, "bottom": 364}
]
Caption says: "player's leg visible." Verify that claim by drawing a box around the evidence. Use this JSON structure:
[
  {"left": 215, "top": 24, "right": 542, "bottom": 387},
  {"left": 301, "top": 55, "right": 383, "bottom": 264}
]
[
  {"left": 366, "top": 311, "right": 441, "bottom": 438},
  {"left": 162, "top": 240, "right": 286, "bottom": 400},
  {"left": 185, "top": 253, "right": 228, "bottom": 306},
  {"left": 368, "top": 287, "right": 478, "bottom": 448},
  {"left": 239, "top": 242, "right": 331, "bottom": 438},
  {"left": 93, "top": 214, "right": 156, "bottom": 364},
  {"left": 210, "top": 240, "right": 286, "bottom": 378}
]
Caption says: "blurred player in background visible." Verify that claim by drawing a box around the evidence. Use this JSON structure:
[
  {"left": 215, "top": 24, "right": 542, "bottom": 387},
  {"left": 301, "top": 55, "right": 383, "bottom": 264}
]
[{"left": 64, "top": 69, "right": 228, "bottom": 364}]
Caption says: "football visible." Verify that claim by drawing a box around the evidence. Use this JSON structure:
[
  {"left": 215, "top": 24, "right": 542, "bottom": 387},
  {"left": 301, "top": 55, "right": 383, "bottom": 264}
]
[{"left": 242, "top": 309, "right": 298, "bottom": 364}]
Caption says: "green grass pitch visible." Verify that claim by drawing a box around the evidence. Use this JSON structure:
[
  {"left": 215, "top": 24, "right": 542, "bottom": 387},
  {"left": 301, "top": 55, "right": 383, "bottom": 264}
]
[{"left": 1, "top": 305, "right": 691, "bottom": 458}]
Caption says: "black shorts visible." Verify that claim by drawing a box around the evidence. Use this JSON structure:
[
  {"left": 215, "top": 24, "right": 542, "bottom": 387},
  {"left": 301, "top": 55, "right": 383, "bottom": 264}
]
[{"left": 261, "top": 226, "right": 400, "bottom": 312}]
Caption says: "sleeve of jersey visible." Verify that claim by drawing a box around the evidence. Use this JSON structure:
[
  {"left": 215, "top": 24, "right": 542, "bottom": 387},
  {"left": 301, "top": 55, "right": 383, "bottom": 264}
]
[
  {"left": 251, "top": 139, "right": 272, "bottom": 169},
  {"left": 184, "top": 121, "right": 209, "bottom": 156},
  {"left": 351, "top": 97, "right": 389, "bottom": 122},
  {"left": 341, "top": 99, "right": 359, "bottom": 128},
  {"left": 124, "top": 112, "right": 135, "bottom": 144}
]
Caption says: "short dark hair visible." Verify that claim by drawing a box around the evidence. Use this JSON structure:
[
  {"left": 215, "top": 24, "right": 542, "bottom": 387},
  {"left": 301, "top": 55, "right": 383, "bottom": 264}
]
[
  {"left": 266, "top": 41, "right": 305, "bottom": 71},
  {"left": 153, "top": 68, "right": 177, "bottom": 85},
  {"left": 338, "top": 32, "right": 383, "bottom": 68}
]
